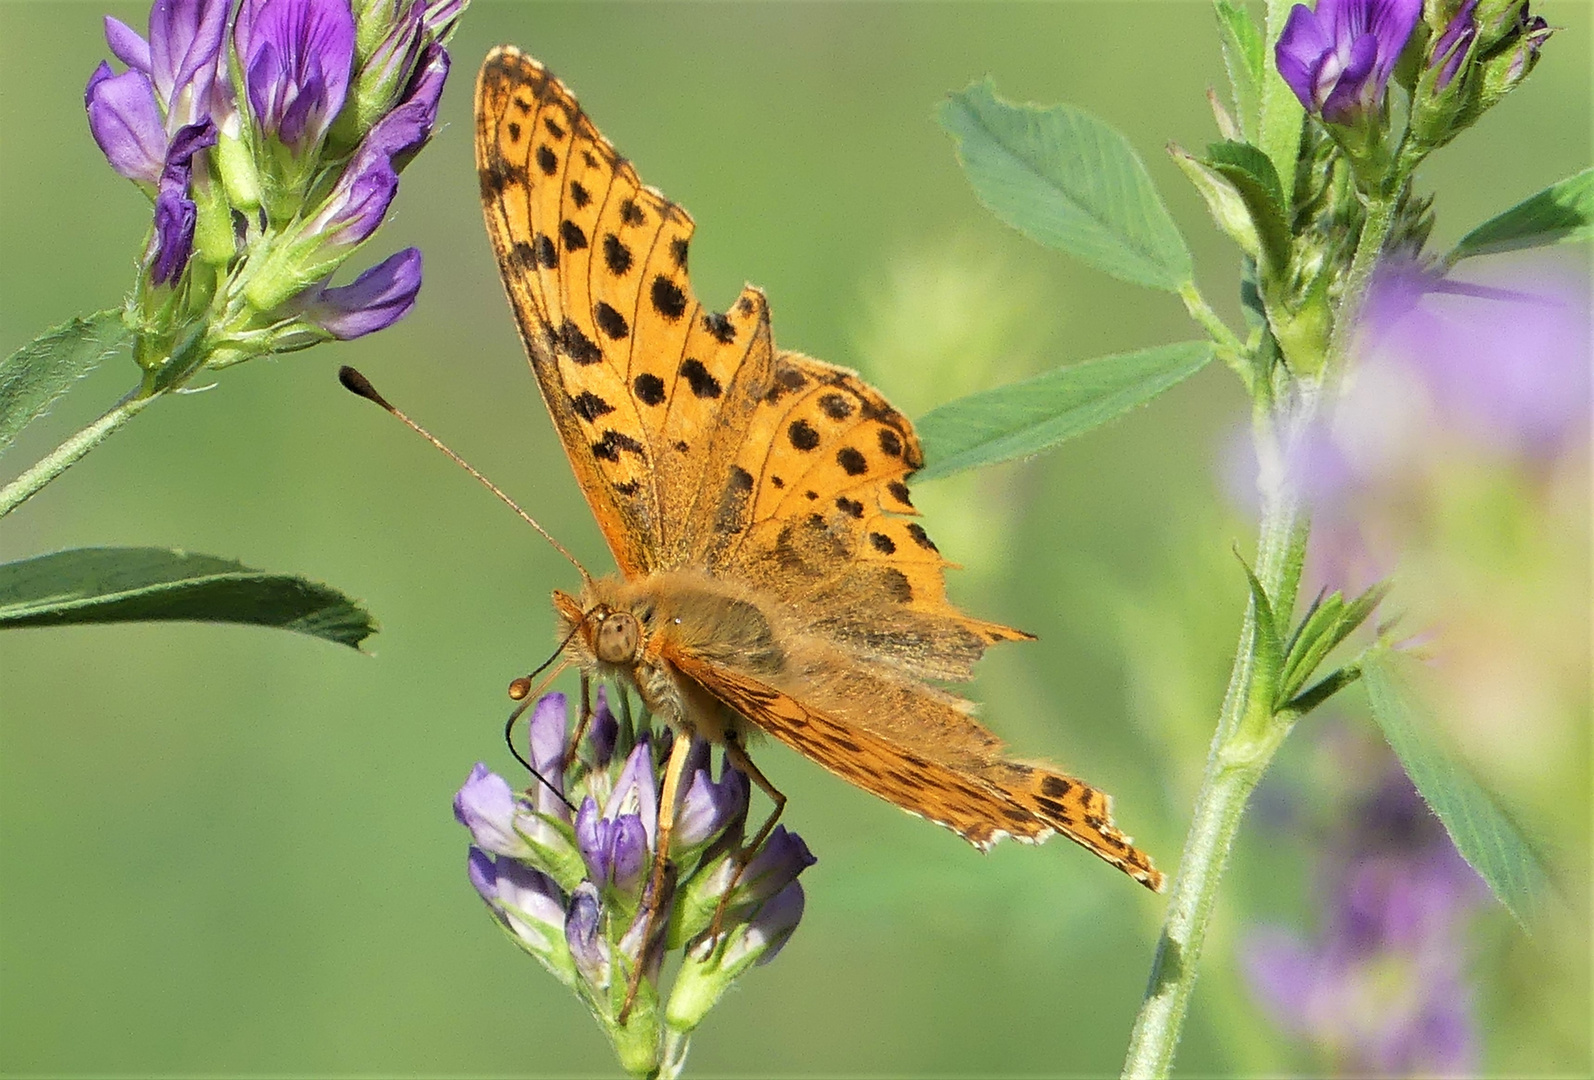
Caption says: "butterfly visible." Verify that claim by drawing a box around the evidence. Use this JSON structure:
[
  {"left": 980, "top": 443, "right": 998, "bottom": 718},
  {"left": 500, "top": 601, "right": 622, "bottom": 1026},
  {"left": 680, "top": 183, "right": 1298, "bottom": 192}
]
[{"left": 473, "top": 45, "right": 1163, "bottom": 936}]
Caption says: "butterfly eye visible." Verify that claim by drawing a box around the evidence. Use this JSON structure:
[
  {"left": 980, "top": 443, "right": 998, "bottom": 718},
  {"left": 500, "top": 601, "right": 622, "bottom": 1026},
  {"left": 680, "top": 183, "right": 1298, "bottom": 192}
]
[{"left": 595, "top": 611, "right": 642, "bottom": 664}]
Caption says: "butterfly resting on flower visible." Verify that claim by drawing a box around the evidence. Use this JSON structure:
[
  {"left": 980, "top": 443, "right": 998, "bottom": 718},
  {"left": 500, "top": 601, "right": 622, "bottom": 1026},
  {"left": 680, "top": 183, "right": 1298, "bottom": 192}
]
[{"left": 471, "top": 42, "right": 1163, "bottom": 1010}]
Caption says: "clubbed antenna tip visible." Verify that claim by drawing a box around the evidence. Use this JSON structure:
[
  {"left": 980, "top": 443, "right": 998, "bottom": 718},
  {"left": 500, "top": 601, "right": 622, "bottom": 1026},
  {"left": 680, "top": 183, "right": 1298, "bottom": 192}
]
[{"left": 339, "top": 365, "right": 392, "bottom": 410}]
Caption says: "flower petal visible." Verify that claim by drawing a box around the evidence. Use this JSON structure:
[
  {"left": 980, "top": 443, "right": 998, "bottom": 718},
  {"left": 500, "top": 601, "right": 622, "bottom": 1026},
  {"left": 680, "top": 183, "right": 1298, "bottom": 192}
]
[
  {"left": 453, "top": 762, "right": 534, "bottom": 858},
  {"left": 305, "top": 246, "right": 422, "bottom": 339},
  {"left": 85, "top": 66, "right": 166, "bottom": 183},
  {"left": 103, "top": 16, "right": 151, "bottom": 73}
]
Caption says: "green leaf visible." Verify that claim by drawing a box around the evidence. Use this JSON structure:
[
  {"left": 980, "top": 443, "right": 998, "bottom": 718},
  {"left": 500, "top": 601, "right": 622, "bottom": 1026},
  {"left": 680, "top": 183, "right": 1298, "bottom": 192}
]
[
  {"left": 0, "top": 310, "right": 129, "bottom": 455},
  {"left": 1235, "top": 552, "right": 1283, "bottom": 708},
  {"left": 915, "top": 341, "right": 1213, "bottom": 480},
  {"left": 1363, "top": 652, "right": 1553, "bottom": 927},
  {"left": 1449, "top": 168, "right": 1594, "bottom": 261},
  {"left": 0, "top": 547, "right": 376, "bottom": 649},
  {"left": 1278, "top": 581, "right": 1389, "bottom": 705},
  {"left": 939, "top": 79, "right": 1192, "bottom": 292},
  {"left": 1172, "top": 141, "right": 1291, "bottom": 275},
  {"left": 1214, "top": 0, "right": 1266, "bottom": 141}
]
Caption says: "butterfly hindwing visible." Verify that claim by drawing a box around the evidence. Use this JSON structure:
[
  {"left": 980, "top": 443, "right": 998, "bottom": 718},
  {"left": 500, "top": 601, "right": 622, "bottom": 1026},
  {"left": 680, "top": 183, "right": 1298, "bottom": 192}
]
[{"left": 665, "top": 642, "right": 1164, "bottom": 889}]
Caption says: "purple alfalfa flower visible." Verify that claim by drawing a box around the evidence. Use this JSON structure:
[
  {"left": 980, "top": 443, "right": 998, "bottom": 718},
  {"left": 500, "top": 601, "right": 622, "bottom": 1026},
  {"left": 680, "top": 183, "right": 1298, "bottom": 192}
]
[
  {"left": 575, "top": 795, "right": 651, "bottom": 898},
  {"left": 101, "top": 0, "right": 229, "bottom": 131},
  {"left": 297, "top": 43, "right": 444, "bottom": 256},
  {"left": 730, "top": 825, "right": 816, "bottom": 907},
  {"left": 1276, "top": 0, "right": 1424, "bottom": 125},
  {"left": 669, "top": 740, "right": 750, "bottom": 855},
  {"left": 468, "top": 846, "right": 567, "bottom": 955},
  {"left": 85, "top": 62, "right": 169, "bottom": 185},
  {"left": 148, "top": 119, "right": 219, "bottom": 284},
  {"left": 298, "top": 246, "right": 421, "bottom": 338},
  {"left": 565, "top": 881, "right": 612, "bottom": 991},
  {"left": 1431, "top": 0, "right": 1479, "bottom": 89},
  {"left": 736, "top": 881, "right": 806, "bottom": 968},
  {"left": 235, "top": 0, "right": 357, "bottom": 155},
  {"left": 453, "top": 762, "right": 537, "bottom": 859}
]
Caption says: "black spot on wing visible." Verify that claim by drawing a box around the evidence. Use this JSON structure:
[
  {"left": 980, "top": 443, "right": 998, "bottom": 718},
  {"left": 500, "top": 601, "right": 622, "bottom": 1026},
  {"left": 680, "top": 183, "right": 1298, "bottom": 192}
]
[
  {"left": 819, "top": 393, "right": 853, "bottom": 421},
  {"left": 535, "top": 145, "right": 558, "bottom": 175},
  {"left": 905, "top": 523, "right": 938, "bottom": 552},
  {"left": 603, "top": 234, "right": 632, "bottom": 275},
  {"left": 620, "top": 199, "right": 646, "bottom": 226},
  {"left": 510, "top": 240, "right": 538, "bottom": 269},
  {"left": 633, "top": 373, "right": 666, "bottom": 406},
  {"left": 543, "top": 116, "right": 565, "bottom": 139},
  {"left": 788, "top": 419, "right": 820, "bottom": 451},
  {"left": 533, "top": 233, "right": 557, "bottom": 268},
  {"left": 651, "top": 276, "right": 687, "bottom": 320},
  {"left": 714, "top": 466, "right": 754, "bottom": 534},
  {"left": 570, "top": 180, "right": 591, "bottom": 208},
  {"left": 680, "top": 358, "right": 721, "bottom": 399},
  {"left": 836, "top": 497, "right": 864, "bottom": 518},
  {"left": 560, "top": 220, "right": 588, "bottom": 251},
  {"left": 557, "top": 319, "right": 602, "bottom": 365},
  {"left": 591, "top": 429, "right": 645, "bottom": 462},
  {"left": 669, "top": 237, "right": 689, "bottom": 268},
  {"left": 570, "top": 391, "right": 614, "bottom": 422},
  {"left": 703, "top": 312, "right": 735, "bottom": 343},
  {"left": 887, "top": 481, "right": 913, "bottom": 508},
  {"left": 869, "top": 531, "right": 896, "bottom": 555},
  {"left": 836, "top": 447, "right": 867, "bottom": 476},
  {"left": 506, "top": 121, "right": 522, "bottom": 142},
  {"left": 594, "top": 302, "right": 629, "bottom": 340},
  {"left": 878, "top": 427, "right": 903, "bottom": 457}
]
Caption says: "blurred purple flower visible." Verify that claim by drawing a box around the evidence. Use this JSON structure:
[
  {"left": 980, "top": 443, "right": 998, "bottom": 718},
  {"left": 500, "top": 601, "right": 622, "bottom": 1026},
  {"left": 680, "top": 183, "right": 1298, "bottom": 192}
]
[
  {"left": 1276, "top": 0, "right": 1422, "bottom": 124},
  {"left": 1361, "top": 254, "right": 1592, "bottom": 456},
  {"left": 300, "top": 246, "right": 422, "bottom": 338},
  {"left": 235, "top": 0, "right": 356, "bottom": 153},
  {"left": 1244, "top": 761, "right": 1487, "bottom": 1076}
]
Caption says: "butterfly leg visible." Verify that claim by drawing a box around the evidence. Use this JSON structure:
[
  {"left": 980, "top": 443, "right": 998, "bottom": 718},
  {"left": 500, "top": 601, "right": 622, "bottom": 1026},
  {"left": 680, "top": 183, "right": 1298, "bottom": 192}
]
[
  {"left": 708, "top": 735, "right": 788, "bottom": 942},
  {"left": 618, "top": 726, "right": 693, "bottom": 1023},
  {"left": 563, "top": 672, "right": 594, "bottom": 768}
]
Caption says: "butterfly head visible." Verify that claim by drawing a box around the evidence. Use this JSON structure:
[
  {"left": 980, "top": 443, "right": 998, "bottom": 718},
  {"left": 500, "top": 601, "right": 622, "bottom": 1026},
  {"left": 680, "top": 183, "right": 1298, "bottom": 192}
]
[{"left": 552, "top": 582, "right": 652, "bottom": 675}]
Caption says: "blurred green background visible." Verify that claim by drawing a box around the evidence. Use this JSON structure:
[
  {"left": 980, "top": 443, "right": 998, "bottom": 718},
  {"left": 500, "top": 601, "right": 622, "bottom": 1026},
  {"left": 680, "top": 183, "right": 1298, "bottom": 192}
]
[{"left": 1, "top": 1, "right": 1588, "bottom": 1075}]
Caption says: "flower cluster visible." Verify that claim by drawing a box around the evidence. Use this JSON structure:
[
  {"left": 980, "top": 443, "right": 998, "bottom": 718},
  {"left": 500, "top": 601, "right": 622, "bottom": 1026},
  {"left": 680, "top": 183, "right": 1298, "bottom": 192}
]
[
  {"left": 1275, "top": 0, "right": 1553, "bottom": 161},
  {"left": 83, "top": 0, "right": 466, "bottom": 386},
  {"left": 454, "top": 690, "right": 815, "bottom": 1078},
  {"left": 1244, "top": 739, "right": 1488, "bottom": 1076}
]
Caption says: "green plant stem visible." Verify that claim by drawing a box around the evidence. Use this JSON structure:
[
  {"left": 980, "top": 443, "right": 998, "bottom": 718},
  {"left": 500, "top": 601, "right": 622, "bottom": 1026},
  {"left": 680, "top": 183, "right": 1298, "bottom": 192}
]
[
  {"left": 0, "top": 387, "right": 158, "bottom": 519},
  {"left": 1121, "top": 483, "right": 1305, "bottom": 1079},
  {"left": 1179, "top": 281, "right": 1249, "bottom": 383},
  {"left": 1324, "top": 192, "right": 1398, "bottom": 380},
  {"left": 657, "top": 1027, "right": 691, "bottom": 1080}
]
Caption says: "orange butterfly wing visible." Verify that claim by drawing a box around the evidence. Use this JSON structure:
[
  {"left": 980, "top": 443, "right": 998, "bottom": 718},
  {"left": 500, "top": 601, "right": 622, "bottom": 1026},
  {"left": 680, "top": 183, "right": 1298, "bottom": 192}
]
[
  {"left": 476, "top": 47, "right": 776, "bottom": 577},
  {"left": 665, "top": 643, "right": 1164, "bottom": 890}
]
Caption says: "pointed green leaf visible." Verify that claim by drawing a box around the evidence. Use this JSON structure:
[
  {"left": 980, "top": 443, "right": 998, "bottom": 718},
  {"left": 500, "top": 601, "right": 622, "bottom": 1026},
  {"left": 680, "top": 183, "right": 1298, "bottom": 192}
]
[
  {"left": 939, "top": 79, "right": 1192, "bottom": 291},
  {"left": 1363, "top": 652, "right": 1552, "bottom": 927},
  {"left": 0, "top": 547, "right": 376, "bottom": 649},
  {"left": 1282, "top": 663, "right": 1363, "bottom": 715},
  {"left": 1214, "top": 0, "right": 1266, "bottom": 140},
  {"left": 1449, "top": 168, "right": 1594, "bottom": 261},
  {"left": 1279, "top": 581, "right": 1389, "bottom": 704},
  {"left": 1236, "top": 552, "right": 1283, "bottom": 708},
  {"left": 915, "top": 341, "right": 1212, "bottom": 480},
  {"left": 0, "top": 310, "right": 129, "bottom": 454}
]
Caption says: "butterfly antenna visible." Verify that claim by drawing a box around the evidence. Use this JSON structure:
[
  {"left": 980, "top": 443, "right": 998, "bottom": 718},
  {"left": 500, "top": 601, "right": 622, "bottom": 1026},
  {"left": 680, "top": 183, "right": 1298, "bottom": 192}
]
[
  {"left": 501, "top": 623, "right": 586, "bottom": 812},
  {"left": 338, "top": 366, "right": 591, "bottom": 584}
]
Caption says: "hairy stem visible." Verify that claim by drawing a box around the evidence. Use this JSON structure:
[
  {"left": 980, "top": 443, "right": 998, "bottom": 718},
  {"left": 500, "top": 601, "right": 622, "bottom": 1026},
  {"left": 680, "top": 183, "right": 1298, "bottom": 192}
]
[
  {"left": 1120, "top": 488, "right": 1304, "bottom": 1079},
  {"left": 0, "top": 387, "right": 158, "bottom": 519}
]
